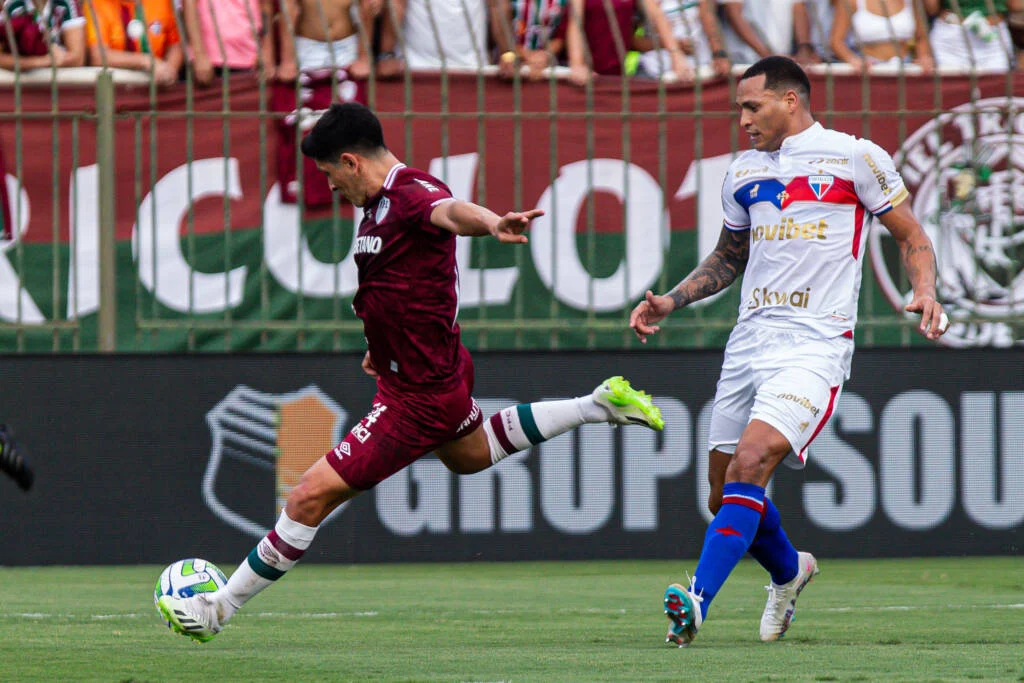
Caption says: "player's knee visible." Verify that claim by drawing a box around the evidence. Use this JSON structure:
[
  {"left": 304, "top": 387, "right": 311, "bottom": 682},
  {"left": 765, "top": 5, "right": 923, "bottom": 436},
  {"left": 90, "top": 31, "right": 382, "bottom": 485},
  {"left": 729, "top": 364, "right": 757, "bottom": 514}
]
[
  {"left": 285, "top": 471, "right": 337, "bottom": 526},
  {"left": 727, "top": 442, "right": 775, "bottom": 484}
]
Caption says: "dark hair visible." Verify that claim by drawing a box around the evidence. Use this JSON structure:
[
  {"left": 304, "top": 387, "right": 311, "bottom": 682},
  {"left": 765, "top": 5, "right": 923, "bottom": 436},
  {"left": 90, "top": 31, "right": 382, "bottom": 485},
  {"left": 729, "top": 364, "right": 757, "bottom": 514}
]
[
  {"left": 740, "top": 56, "right": 811, "bottom": 105},
  {"left": 300, "top": 102, "right": 387, "bottom": 163}
]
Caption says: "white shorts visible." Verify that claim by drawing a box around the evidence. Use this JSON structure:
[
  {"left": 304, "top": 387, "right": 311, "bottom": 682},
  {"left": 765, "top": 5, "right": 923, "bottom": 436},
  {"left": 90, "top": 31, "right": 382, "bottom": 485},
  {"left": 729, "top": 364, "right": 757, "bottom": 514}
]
[
  {"left": 708, "top": 322, "right": 853, "bottom": 469},
  {"left": 295, "top": 34, "right": 359, "bottom": 70}
]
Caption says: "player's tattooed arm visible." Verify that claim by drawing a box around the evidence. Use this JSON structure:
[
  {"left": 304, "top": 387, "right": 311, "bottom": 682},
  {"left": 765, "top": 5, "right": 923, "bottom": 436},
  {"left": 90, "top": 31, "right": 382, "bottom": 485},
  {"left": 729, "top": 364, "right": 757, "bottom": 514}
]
[
  {"left": 880, "top": 198, "right": 946, "bottom": 339},
  {"left": 666, "top": 226, "right": 749, "bottom": 310},
  {"left": 880, "top": 201, "right": 938, "bottom": 299}
]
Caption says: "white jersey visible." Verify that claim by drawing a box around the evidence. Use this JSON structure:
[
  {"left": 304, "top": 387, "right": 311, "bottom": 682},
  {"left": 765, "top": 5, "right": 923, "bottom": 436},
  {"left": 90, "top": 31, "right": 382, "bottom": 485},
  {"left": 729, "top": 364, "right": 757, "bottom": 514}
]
[{"left": 721, "top": 122, "right": 909, "bottom": 339}]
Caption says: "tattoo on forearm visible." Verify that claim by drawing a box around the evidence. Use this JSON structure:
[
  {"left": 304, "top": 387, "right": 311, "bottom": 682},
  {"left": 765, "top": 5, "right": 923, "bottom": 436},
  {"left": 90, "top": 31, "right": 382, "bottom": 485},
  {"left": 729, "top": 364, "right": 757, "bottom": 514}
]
[
  {"left": 900, "top": 240, "right": 937, "bottom": 293},
  {"left": 669, "top": 228, "right": 749, "bottom": 309}
]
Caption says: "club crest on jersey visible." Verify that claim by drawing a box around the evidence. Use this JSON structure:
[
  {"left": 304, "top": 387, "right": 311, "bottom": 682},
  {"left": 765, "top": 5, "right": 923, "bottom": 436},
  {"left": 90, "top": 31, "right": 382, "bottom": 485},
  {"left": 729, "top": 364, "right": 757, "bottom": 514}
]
[
  {"left": 375, "top": 197, "right": 391, "bottom": 223},
  {"left": 808, "top": 174, "right": 834, "bottom": 200}
]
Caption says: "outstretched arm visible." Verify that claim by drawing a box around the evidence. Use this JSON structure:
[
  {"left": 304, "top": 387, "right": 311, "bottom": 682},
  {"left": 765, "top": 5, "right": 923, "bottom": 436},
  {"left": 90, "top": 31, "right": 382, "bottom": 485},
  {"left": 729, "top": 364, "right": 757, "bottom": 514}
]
[
  {"left": 630, "top": 225, "right": 749, "bottom": 342},
  {"left": 429, "top": 199, "right": 544, "bottom": 242},
  {"left": 877, "top": 200, "right": 946, "bottom": 340}
]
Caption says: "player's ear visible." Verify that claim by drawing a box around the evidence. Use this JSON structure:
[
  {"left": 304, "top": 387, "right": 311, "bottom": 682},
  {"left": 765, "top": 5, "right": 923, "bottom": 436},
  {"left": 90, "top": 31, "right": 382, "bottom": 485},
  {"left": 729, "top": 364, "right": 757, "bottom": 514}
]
[
  {"left": 784, "top": 89, "right": 798, "bottom": 111},
  {"left": 339, "top": 152, "right": 359, "bottom": 172}
]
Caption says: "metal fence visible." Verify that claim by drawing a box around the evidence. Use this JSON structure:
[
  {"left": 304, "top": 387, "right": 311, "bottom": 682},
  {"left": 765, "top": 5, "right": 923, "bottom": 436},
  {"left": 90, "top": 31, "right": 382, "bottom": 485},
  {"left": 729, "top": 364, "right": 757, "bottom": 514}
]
[{"left": 0, "top": 1, "right": 1022, "bottom": 353}]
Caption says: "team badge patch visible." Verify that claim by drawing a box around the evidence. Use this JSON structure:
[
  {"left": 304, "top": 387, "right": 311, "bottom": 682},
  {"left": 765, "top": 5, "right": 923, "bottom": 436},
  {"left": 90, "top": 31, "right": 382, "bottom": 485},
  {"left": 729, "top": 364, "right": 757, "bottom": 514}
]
[
  {"left": 808, "top": 175, "right": 834, "bottom": 200},
  {"left": 375, "top": 197, "right": 390, "bottom": 223}
]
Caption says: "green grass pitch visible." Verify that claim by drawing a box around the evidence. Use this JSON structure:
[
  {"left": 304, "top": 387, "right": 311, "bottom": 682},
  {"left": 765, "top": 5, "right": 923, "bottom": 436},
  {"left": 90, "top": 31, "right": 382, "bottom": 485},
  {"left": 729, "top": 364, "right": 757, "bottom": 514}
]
[{"left": 1, "top": 557, "right": 1022, "bottom": 681}]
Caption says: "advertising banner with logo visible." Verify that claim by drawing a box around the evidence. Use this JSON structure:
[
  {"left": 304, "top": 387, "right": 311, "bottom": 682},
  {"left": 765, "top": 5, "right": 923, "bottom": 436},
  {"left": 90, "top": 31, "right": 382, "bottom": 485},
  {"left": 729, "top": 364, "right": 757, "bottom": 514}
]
[
  {"left": 1, "top": 352, "right": 1020, "bottom": 565},
  {"left": 1, "top": 74, "right": 1022, "bottom": 350}
]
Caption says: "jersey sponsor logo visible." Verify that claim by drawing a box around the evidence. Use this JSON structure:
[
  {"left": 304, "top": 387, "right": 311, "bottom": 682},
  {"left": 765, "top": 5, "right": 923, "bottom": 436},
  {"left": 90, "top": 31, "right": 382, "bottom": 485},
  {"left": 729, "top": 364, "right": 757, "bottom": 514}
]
[
  {"left": 375, "top": 197, "right": 390, "bottom": 223},
  {"left": 354, "top": 235, "right": 383, "bottom": 255},
  {"left": 747, "top": 286, "right": 811, "bottom": 311},
  {"left": 808, "top": 174, "right": 834, "bottom": 200},
  {"left": 776, "top": 392, "right": 822, "bottom": 418},
  {"left": 333, "top": 441, "right": 351, "bottom": 459},
  {"left": 751, "top": 217, "right": 828, "bottom": 242},
  {"left": 203, "top": 385, "right": 348, "bottom": 539},
  {"left": 871, "top": 96, "right": 1024, "bottom": 348},
  {"left": 811, "top": 157, "right": 849, "bottom": 166},
  {"left": 861, "top": 153, "right": 891, "bottom": 195},
  {"left": 415, "top": 178, "right": 441, "bottom": 193},
  {"left": 735, "top": 166, "right": 769, "bottom": 178},
  {"left": 351, "top": 402, "right": 387, "bottom": 444}
]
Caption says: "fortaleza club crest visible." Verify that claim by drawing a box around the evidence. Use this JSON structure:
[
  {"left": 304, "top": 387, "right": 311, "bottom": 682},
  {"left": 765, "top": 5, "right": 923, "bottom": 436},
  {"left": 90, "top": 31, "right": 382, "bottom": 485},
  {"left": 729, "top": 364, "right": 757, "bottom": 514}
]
[
  {"left": 808, "top": 174, "right": 834, "bottom": 200},
  {"left": 870, "top": 97, "right": 1024, "bottom": 347},
  {"left": 203, "top": 385, "right": 348, "bottom": 539}
]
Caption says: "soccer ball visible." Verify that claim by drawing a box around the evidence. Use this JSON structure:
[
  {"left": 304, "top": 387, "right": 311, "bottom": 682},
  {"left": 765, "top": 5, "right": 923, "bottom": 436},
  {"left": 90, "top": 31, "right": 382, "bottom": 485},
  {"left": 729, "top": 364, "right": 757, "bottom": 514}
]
[{"left": 153, "top": 558, "right": 228, "bottom": 625}]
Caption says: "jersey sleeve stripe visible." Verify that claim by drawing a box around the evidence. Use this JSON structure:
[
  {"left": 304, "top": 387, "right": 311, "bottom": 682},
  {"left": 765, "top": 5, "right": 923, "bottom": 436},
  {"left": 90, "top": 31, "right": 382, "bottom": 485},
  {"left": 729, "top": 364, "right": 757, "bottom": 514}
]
[
  {"left": 889, "top": 187, "right": 909, "bottom": 207},
  {"left": 430, "top": 197, "right": 456, "bottom": 207},
  {"left": 723, "top": 219, "right": 750, "bottom": 231}
]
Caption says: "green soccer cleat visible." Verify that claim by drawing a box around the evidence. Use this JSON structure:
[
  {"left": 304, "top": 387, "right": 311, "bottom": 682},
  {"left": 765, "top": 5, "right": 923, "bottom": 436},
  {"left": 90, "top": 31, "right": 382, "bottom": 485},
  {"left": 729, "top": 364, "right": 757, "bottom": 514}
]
[
  {"left": 592, "top": 376, "right": 664, "bottom": 431},
  {"left": 157, "top": 594, "right": 221, "bottom": 643}
]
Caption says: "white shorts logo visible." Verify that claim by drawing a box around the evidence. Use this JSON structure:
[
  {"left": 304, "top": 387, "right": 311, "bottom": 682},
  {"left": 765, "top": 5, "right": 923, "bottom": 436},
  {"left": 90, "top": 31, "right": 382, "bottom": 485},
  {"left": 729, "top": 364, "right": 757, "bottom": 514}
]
[{"left": 870, "top": 97, "right": 1024, "bottom": 348}]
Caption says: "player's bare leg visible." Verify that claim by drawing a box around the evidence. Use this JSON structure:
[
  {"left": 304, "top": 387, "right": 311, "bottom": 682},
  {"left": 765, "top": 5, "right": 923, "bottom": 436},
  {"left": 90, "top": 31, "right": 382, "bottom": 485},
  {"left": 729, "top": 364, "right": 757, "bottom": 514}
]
[
  {"left": 158, "top": 457, "right": 357, "bottom": 642},
  {"left": 438, "top": 376, "right": 664, "bottom": 475}
]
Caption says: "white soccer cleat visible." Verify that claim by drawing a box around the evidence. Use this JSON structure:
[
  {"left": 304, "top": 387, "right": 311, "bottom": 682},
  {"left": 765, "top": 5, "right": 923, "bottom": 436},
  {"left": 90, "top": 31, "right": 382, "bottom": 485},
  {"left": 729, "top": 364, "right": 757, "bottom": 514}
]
[
  {"left": 759, "top": 551, "right": 819, "bottom": 642},
  {"left": 157, "top": 593, "right": 222, "bottom": 643},
  {"left": 592, "top": 376, "right": 664, "bottom": 431}
]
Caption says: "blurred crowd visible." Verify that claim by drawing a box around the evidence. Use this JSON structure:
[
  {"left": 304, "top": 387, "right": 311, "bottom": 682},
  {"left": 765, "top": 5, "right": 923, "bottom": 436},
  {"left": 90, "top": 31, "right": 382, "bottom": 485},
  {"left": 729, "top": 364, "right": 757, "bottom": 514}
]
[{"left": 1, "top": 0, "right": 1022, "bottom": 84}]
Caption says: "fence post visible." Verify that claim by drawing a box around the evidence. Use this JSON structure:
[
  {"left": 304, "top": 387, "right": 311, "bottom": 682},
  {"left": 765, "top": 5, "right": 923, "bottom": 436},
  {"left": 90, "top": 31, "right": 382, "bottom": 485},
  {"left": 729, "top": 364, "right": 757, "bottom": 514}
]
[{"left": 95, "top": 71, "right": 117, "bottom": 352}]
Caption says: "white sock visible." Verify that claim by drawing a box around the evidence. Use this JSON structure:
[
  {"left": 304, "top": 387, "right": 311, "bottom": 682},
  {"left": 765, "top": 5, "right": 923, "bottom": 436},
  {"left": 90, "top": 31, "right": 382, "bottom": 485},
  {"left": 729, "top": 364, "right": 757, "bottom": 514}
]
[
  {"left": 216, "top": 511, "right": 318, "bottom": 623},
  {"left": 483, "top": 397, "right": 604, "bottom": 465}
]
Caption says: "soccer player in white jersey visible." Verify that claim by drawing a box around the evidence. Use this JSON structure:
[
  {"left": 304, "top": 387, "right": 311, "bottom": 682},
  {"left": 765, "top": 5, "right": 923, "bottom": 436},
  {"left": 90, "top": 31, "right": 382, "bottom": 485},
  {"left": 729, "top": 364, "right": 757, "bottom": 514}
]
[{"left": 629, "top": 56, "right": 947, "bottom": 646}]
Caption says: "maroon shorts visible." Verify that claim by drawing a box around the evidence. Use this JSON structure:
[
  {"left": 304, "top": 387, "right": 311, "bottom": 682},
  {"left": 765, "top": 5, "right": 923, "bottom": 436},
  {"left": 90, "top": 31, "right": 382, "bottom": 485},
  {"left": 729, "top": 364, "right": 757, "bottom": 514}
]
[{"left": 325, "top": 350, "right": 483, "bottom": 490}]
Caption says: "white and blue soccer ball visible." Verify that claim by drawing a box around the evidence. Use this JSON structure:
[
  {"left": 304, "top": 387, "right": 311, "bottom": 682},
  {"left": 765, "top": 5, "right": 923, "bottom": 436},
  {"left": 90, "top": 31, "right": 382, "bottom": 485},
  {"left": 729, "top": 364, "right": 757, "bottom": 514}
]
[{"left": 153, "top": 558, "right": 228, "bottom": 624}]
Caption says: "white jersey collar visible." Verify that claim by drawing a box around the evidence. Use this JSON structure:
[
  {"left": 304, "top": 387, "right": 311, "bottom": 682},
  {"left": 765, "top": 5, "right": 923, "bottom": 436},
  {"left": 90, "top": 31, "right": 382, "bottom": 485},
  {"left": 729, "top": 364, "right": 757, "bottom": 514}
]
[{"left": 780, "top": 122, "right": 824, "bottom": 152}]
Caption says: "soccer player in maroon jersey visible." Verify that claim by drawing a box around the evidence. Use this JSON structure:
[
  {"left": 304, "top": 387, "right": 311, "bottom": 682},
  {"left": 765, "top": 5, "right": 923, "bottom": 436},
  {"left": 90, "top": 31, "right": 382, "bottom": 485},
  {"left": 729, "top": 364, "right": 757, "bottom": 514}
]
[{"left": 158, "top": 102, "right": 666, "bottom": 643}]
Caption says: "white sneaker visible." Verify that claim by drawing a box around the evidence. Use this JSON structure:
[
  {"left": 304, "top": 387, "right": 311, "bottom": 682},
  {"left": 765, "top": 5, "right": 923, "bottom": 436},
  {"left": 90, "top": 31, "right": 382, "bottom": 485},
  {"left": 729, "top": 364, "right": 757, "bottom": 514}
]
[
  {"left": 759, "top": 551, "right": 819, "bottom": 642},
  {"left": 157, "top": 593, "right": 222, "bottom": 643},
  {"left": 592, "top": 376, "right": 664, "bottom": 430}
]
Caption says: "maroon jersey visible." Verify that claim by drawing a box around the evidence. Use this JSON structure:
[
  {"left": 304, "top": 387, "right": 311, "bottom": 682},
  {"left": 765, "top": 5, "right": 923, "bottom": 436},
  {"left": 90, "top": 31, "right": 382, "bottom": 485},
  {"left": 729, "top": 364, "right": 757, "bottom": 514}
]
[{"left": 352, "top": 163, "right": 464, "bottom": 391}]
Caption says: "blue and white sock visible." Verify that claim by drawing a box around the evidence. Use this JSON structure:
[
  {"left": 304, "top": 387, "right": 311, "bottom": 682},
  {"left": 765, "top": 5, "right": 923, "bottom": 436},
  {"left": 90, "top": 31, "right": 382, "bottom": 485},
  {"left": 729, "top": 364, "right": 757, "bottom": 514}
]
[
  {"left": 747, "top": 497, "right": 799, "bottom": 586},
  {"left": 692, "top": 482, "right": 766, "bottom": 619}
]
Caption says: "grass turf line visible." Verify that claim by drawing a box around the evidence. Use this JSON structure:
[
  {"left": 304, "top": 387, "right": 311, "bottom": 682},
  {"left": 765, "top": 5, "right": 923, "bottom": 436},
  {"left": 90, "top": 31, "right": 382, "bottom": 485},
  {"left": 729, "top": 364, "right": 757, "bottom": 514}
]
[{"left": 0, "top": 557, "right": 1022, "bottom": 681}]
